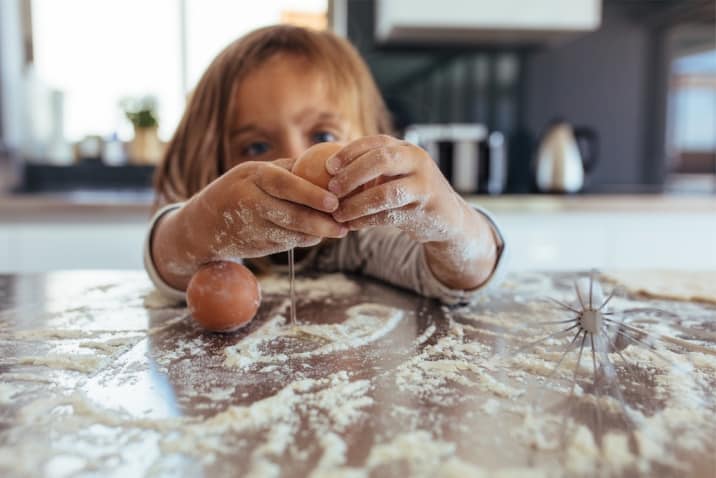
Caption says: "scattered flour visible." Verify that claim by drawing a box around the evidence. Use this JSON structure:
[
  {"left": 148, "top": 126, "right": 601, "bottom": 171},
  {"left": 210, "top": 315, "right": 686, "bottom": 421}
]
[
  {"left": 481, "top": 398, "right": 500, "bottom": 416},
  {"left": 688, "top": 351, "right": 716, "bottom": 370},
  {"left": 366, "top": 430, "right": 455, "bottom": 473},
  {"left": 225, "top": 303, "right": 404, "bottom": 370},
  {"left": 143, "top": 289, "right": 182, "bottom": 309},
  {"left": 2, "top": 271, "right": 715, "bottom": 477},
  {"left": 413, "top": 324, "right": 437, "bottom": 346},
  {"left": 512, "top": 407, "right": 560, "bottom": 452},
  {"left": 602, "top": 433, "right": 635, "bottom": 472},
  {"left": 258, "top": 273, "right": 360, "bottom": 301},
  {"left": 564, "top": 425, "right": 600, "bottom": 474},
  {"left": 313, "top": 432, "right": 349, "bottom": 471},
  {"left": 0, "top": 383, "right": 20, "bottom": 403},
  {"left": 0, "top": 372, "right": 54, "bottom": 383},
  {"left": 9, "top": 329, "right": 96, "bottom": 340},
  {"left": 16, "top": 354, "right": 109, "bottom": 374},
  {"left": 395, "top": 319, "right": 522, "bottom": 400}
]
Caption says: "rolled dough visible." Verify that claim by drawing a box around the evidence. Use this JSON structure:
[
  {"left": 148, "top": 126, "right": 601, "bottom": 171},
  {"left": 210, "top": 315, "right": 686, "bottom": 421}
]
[{"left": 602, "top": 270, "right": 716, "bottom": 304}]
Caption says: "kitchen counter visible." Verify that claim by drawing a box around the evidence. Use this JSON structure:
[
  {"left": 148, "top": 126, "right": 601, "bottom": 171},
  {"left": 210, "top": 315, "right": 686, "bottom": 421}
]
[
  {"left": 1, "top": 270, "right": 714, "bottom": 476},
  {"left": 467, "top": 194, "right": 716, "bottom": 214},
  {"left": 2, "top": 192, "right": 715, "bottom": 272},
  {"left": 2, "top": 191, "right": 716, "bottom": 215},
  {"left": 0, "top": 190, "right": 154, "bottom": 221}
]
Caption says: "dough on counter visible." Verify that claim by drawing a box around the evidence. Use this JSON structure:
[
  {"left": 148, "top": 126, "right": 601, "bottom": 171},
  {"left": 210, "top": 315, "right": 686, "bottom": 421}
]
[{"left": 602, "top": 270, "right": 716, "bottom": 304}]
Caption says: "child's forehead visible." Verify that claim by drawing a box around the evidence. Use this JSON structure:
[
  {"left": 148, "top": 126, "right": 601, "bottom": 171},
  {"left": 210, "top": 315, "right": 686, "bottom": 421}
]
[
  {"left": 232, "top": 54, "right": 359, "bottom": 127},
  {"left": 237, "top": 55, "right": 341, "bottom": 100}
]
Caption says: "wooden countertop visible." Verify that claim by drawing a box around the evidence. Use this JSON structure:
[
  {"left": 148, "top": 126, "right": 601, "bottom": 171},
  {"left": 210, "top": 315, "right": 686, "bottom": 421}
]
[{"left": 0, "top": 270, "right": 714, "bottom": 476}]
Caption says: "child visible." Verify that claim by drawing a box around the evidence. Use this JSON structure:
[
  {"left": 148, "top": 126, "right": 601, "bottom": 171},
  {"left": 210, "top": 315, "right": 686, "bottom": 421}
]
[{"left": 144, "top": 25, "right": 506, "bottom": 305}]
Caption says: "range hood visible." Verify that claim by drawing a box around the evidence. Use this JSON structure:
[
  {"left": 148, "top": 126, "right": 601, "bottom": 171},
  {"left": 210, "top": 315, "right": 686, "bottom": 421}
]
[{"left": 375, "top": 0, "right": 602, "bottom": 45}]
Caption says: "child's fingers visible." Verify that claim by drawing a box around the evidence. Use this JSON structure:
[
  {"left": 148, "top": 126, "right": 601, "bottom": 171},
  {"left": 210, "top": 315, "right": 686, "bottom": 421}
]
[
  {"left": 344, "top": 204, "right": 421, "bottom": 231},
  {"left": 272, "top": 157, "right": 296, "bottom": 171},
  {"left": 254, "top": 164, "right": 339, "bottom": 213},
  {"left": 325, "top": 135, "right": 398, "bottom": 174},
  {"left": 332, "top": 178, "right": 418, "bottom": 223},
  {"left": 327, "top": 144, "right": 415, "bottom": 198},
  {"left": 256, "top": 226, "right": 322, "bottom": 250},
  {"left": 260, "top": 196, "right": 347, "bottom": 239}
]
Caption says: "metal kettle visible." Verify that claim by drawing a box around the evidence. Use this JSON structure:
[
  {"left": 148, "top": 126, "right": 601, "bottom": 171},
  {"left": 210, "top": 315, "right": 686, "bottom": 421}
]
[{"left": 534, "top": 121, "right": 598, "bottom": 193}]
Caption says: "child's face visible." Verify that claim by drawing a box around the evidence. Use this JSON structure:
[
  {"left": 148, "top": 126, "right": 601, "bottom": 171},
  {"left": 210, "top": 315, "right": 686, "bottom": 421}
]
[{"left": 228, "top": 54, "right": 358, "bottom": 166}]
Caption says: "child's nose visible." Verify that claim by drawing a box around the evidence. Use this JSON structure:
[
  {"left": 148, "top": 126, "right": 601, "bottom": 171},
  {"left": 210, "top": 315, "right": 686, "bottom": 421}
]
[{"left": 282, "top": 138, "right": 310, "bottom": 160}]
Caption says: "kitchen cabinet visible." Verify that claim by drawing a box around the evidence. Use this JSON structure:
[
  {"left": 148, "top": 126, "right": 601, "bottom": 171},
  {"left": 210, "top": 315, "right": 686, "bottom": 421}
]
[
  {"left": 470, "top": 195, "right": 716, "bottom": 271},
  {"left": 495, "top": 210, "right": 716, "bottom": 271},
  {"left": 0, "top": 194, "right": 149, "bottom": 272},
  {"left": 375, "top": 0, "right": 602, "bottom": 44},
  {"left": 1, "top": 194, "right": 714, "bottom": 273},
  {"left": 2, "top": 222, "right": 146, "bottom": 272}
]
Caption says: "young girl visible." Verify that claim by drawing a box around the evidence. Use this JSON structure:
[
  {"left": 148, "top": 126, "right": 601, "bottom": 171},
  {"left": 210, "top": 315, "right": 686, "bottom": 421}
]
[{"left": 144, "top": 25, "right": 506, "bottom": 305}]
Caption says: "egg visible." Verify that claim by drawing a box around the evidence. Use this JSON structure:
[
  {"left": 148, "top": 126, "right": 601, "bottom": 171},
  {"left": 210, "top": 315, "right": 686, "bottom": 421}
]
[
  {"left": 292, "top": 141, "right": 385, "bottom": 196},
  {"left": 186, "top": 261, "right": 261, "bottom": 332},
  {"left": 291, "top": 142, "right": 342, "bottom": 189}
]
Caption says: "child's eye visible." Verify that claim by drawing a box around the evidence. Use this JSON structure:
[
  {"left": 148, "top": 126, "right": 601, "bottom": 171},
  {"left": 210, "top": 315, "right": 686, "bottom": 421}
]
[
  {"left": 312, "top": 131, "right": 337, "bottom": 144},
  {"left": 242, "top": 142, "right": 271, "bottom": 157}
]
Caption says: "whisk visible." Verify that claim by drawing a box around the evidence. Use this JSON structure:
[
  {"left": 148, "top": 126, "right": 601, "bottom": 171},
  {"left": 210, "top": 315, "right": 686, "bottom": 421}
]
[{"left": 508, "top": 270, "right": 715, "bottom": 449}]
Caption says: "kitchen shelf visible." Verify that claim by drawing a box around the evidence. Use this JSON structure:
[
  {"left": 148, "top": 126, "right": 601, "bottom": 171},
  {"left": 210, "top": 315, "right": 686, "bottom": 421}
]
[{"left": 19, "top": 162, "right": 155, "bottom": 193}]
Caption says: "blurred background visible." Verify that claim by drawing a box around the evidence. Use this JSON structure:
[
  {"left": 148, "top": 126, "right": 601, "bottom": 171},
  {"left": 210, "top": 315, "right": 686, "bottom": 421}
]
[{"left": 1, "top": 0, "right": 714, "bottom": 273}]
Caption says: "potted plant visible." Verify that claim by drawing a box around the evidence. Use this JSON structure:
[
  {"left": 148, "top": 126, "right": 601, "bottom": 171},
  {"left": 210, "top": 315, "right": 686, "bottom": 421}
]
[{"left": 122, "top": 96, "right": 163, "bottom": 165}]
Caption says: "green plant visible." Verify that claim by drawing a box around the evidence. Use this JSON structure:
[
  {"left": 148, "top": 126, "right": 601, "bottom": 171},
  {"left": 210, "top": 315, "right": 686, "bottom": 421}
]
[{"left": 121, "top": 96, "right": 159, "bottom": 129}]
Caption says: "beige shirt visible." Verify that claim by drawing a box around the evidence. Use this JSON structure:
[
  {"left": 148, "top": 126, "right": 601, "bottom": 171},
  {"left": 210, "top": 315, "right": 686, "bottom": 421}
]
[{"left": 144, "top": 203, "right": 507, "bottom": 306}]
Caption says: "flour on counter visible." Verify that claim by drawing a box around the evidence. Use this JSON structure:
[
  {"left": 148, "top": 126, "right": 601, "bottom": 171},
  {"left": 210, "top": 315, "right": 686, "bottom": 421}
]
[
  {"left": 224, "top": 303, "right": 404, "bottom": 370},
  {"left": 144, "top": 289, "right": 183, "bottom": 309},
  {"left": 395, "top": 319, "right": 522, "bottom": 402},
  {"left": 15, "top": 354, "right": 109, "bottom": 374},
  {"left": 366, "top": 430, "right": 455, "bottom": 471},
  {"left": 259, "top": 273, "right": 360, "bottom": 302},
  {"left": 2, "top": 271, "right": 715, "bottom": 477},
  {"left": 0, "top": 372, "right": 54, "bottom": 383},
  {"left": 0, "top": 383, "right": 20, "bottom": 404}
]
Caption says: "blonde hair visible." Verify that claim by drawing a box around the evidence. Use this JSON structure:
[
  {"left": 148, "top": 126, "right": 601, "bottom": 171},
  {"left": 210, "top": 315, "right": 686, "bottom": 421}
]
[{"left": 154, "top": 25, "right": 393, "bottom": 205}]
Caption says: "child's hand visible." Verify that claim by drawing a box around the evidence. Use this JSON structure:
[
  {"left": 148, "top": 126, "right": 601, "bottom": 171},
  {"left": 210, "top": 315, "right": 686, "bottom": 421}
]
[
  {"left": 192, "top": 159, "right": 348, "bottom": 257},
  {"left": 326, "top": 135, "right": 462, "bottom": 242},
  {"left": 326, "top": 135, "right": 499, "bottom": 290},
  {"left": 152, "top": 158, "right": 347, "bottom": 289}
]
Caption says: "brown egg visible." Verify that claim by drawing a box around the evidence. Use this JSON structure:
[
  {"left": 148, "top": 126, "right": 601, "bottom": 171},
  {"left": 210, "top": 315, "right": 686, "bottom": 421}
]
[
  {"left": 292, "top": 142, "right": 342, "bottom": 189},
  {"left": 186, "top": 261, "right": 261, "bottom": 332}
]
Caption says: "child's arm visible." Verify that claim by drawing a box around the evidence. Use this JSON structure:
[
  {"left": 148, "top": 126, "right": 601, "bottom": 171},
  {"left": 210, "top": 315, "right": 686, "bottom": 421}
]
[
  {"left": 325, "top": 135, "right": 501, "bottom": 291},
  {"left": 314, "top": 215, "right": 505, "bottom": 305},
  {"left": 149, "top": 159, "right": 346, "bottom": 291}
]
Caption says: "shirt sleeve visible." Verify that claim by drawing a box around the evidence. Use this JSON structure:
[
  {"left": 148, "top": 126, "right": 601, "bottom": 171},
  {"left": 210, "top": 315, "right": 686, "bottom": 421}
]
[
  {"left": 143, "top": 202, "right": 187, "bottom": 303},
  {"left": 314, "top": 206, "right": 507, "bottom": 305},
  {"left": 144, "top": 202, "right": 507, "bottom": 306}
]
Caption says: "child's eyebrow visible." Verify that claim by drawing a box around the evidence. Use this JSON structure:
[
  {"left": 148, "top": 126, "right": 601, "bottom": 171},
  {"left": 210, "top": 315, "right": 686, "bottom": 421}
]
[{"left": 229, "top": 124, "right": 261, "bottom": 138}]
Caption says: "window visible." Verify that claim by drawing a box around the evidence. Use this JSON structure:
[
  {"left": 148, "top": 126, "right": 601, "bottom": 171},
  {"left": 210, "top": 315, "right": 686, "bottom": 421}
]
[
  {"left": 30, "top": 0, "right": 328, "bottom": 143},
  {"left": 184, "top": 0, "right": 328, "bottom": 92},
  {"left": 666, "top": 48, "right": 716, "bottom": 175}
]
